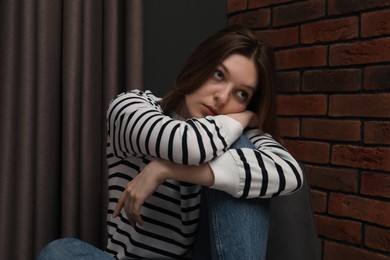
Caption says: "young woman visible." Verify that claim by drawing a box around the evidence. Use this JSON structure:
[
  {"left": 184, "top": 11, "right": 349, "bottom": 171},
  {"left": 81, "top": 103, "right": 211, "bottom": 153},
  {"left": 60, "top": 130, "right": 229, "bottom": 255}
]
[
  {"left": 105, "top": 24, "right": 302, "bottom": 259},
  {"left": 38, "top": 24, "right": 303, "bottom": 260}
]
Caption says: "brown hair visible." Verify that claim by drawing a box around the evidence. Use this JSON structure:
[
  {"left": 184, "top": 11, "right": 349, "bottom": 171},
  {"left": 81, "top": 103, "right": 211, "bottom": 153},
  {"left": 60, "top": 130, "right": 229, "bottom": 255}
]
[{"left": 161, "top": 24, "right": 279, "bottom": 140}]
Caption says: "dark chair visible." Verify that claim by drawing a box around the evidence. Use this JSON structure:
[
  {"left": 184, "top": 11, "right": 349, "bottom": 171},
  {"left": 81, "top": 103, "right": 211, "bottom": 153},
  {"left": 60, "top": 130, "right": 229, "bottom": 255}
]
[{"left": 266, "top": 164, "right": 321, "bottom": 260}]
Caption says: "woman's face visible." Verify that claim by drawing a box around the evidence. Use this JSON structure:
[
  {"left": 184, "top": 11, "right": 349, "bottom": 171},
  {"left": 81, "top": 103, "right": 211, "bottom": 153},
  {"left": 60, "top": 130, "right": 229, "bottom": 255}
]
[{"left": 182, "top": 54, "right": 258, "bottom": 118}]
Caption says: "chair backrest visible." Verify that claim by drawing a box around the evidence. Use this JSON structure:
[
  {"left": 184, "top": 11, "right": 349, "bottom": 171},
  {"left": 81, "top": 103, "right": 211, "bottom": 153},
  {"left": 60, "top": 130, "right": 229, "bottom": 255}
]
[{"left": 266, "top": 163, "right": 321, "bottom": 260}]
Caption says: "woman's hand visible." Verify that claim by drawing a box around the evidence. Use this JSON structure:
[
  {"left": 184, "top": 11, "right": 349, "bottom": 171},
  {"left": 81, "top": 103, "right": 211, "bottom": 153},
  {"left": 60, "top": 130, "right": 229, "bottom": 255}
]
[
  {"left": 227, "top": 110, "right": 259, "bottom": 128},
  {"left": 112, "top": 159, "right": 167, "bottom": 227},
  {"left": 112, "top": 158, "right": 214, "bottom": 227}
]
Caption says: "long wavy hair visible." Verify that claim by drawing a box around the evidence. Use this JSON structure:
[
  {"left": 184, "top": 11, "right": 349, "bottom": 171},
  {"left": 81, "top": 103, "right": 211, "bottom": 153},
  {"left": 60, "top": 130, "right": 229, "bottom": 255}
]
[{"left": 161, "top": 24, "right": 279, "bottom": 140}]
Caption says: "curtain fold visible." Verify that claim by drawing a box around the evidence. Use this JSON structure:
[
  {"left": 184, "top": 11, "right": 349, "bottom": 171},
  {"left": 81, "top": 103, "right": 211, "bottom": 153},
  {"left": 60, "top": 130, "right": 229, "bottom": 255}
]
[{"left": 0, "top": 1, "right": 143, "bottom": 259}]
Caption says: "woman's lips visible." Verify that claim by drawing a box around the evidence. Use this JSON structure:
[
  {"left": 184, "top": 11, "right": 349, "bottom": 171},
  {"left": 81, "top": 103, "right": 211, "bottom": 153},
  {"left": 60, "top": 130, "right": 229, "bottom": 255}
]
[{"left": 203, "top": 104, "right": 218, "bottom": 116}]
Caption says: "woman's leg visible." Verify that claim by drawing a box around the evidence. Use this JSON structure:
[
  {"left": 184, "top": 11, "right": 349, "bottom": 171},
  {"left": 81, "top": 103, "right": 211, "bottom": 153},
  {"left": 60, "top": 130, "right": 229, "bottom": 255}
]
[
  {"left": 206, "top": 187, "right": 269, "bottom": 260},
  {"left": 192, "top": 135, "right": 270, "bottom": 260},
  {"left": 37, "top": 238, "right": 113, "bottom": 260}
]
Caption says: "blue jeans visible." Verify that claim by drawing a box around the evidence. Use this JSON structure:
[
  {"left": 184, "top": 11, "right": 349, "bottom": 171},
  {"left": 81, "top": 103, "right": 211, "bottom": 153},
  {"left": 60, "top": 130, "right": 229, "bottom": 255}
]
[
  {"left": 37, "top": 237, "right": 113, "bottom": 260},
  {"left": 38, "top": 136, "right": 269, "bottom": 259},
  {"left": 192, "top": 135, "right": 269, "bottom": 260}
]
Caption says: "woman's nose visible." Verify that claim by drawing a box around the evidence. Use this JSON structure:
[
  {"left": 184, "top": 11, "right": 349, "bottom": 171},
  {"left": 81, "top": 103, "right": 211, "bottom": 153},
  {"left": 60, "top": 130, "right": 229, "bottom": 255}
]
[
  {"left": 214, "top": 92, "right": 227, "bottom": 106},
  {"left": 214, "top": 89, "right": 229, "bottom": 106}
]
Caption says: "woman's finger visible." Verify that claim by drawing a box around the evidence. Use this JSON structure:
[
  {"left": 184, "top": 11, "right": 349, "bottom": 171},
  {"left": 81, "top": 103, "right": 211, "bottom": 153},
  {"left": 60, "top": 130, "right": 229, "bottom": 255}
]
[
  {"left": 126, "top": 187, "right": 137, "bottom": 227},
  {"left": 133, "top": 200, "right": 144, "bottom": 226},
  {"left": 113, "top": 192, "right": 126, "bottom": 218}
]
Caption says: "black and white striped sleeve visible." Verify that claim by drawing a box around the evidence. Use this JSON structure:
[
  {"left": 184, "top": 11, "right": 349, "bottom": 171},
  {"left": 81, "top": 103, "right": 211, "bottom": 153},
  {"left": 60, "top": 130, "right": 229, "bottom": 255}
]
[
  {"left": 209, "top": 129, "right": 303, "bottom": 198},
  {"left": 107, "top": 90, "right": 243, "bottom": 165}
]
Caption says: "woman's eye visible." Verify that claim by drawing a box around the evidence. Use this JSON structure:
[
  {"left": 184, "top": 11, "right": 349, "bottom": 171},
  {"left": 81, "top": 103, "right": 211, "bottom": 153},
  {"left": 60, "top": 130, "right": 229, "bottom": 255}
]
[
  {"left": 236, "top": 90, "right": 248, "bottom": 100},
  {"left": 214, "top": 70, "right": 224, "bottom": 80}
]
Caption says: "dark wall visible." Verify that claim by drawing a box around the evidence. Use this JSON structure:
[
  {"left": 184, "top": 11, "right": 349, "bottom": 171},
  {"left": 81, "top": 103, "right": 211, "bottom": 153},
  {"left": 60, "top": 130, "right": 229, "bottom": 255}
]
[{"left": 143, "top": 0, "right": 226, "bottom": 97}]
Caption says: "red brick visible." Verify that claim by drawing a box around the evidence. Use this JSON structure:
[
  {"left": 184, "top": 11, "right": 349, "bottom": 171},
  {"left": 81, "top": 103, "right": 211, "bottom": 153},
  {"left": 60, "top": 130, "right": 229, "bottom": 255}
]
[
  {"left": 227, "top": 0, "right": 247, "bottom": 14},
  {"left": 332, "top": 145, "right": 390, "bottom": 172},
  {"left": 324, "top": 240, "right": 390, "bottom": 260},
  {"left": 248, "top": 0, "right": 291, "bottom": 8},
  {"left": 318, "top": 238, "right": 324, "bottom": 254},
  {"left": 361, "top": 171, "right": 390, "bottom": 199},
  {"left": 330, "top": 37, "right": 390, "bottom": 66},
  {"left": 277, "top": 94, "right": 327, "bottom": 116},
  {"left": 365, "top": 225, "right": 390, "bottom": 252},
  {"left": 365, "top": 121, "right": 390, "bottom": 145},
  {"left": 306, "top": 165, "right": 358, "bottom": 193},
  {"left": 278, "top": 117, "right": 300, "bottom": 137},
  {"left": 283, "top": 140, "right": 330, "bottom": 164},
  {"left": 275, "top": 71, "right": 300, "bottom": 93},
  {"left": 255, "top": 27, "right": 299, "bottom": 48},
  {"left": 329, "top": 93, "right": 390, "bottom": 118},
  {"left": 275, "top": 46, "right": 327, "bottom": 69},
  {"left": 315, "top": 215, "right": 361, "bottom": 244},
  {"left": 302, "top": 119, "right": 361, "bottom": 142},
  {"left": 272, "top": 0, "right": 325, "bottom": 27},
  {"left": 302, "top": 69, "right": 361, "bottom": 92},
  {"left": 329, "top": 192, "right": 390, "bottom": 227},
  {"left": 311, "top": 190, "right": 327, "bottom": 213},
  {"left": 228, "top": 9, "right": 270, "bottom": 28},
  {"left": 328, "top": 0, "right": 390, "bottom": 15},
  {"left": 301, "top": 17, "right": 358, "bottom": 44},
  {"left": 364, "top": 65, "right": 390, "bottom": 90},
  {"left": 362, "top": 9, "right": 390, "bottom": 37}
]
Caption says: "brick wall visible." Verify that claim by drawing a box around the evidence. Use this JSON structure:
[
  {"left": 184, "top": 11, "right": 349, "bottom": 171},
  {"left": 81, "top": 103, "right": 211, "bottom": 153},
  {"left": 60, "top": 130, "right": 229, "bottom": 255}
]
[{"left": 227, "top": 0, "right": 390, "bottom": 259}]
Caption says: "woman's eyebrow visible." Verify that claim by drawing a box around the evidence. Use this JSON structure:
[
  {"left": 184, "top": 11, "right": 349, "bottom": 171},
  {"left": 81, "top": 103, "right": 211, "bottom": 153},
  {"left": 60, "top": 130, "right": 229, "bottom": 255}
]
[
  {"left": 218, "top": 63, "right": 230, "bottom": 76},
  {"left": 243, "top": 85, "right": 256, "bottom": 95},
  {"left": 219, "top": 62, "right": 257, "bottom": 91}
]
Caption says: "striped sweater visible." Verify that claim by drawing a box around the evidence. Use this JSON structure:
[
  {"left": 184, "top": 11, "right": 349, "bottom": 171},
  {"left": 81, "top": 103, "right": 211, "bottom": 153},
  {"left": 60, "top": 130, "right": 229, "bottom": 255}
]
[{"left": 106, "top": 89, "right": 303, "bottom": 259}]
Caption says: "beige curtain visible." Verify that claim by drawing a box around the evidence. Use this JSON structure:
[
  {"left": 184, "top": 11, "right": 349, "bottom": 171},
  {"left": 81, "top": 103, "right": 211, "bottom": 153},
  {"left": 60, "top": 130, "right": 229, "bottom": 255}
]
[{"left": 0, "top": 0, "right": 143, "bottom": 259}]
